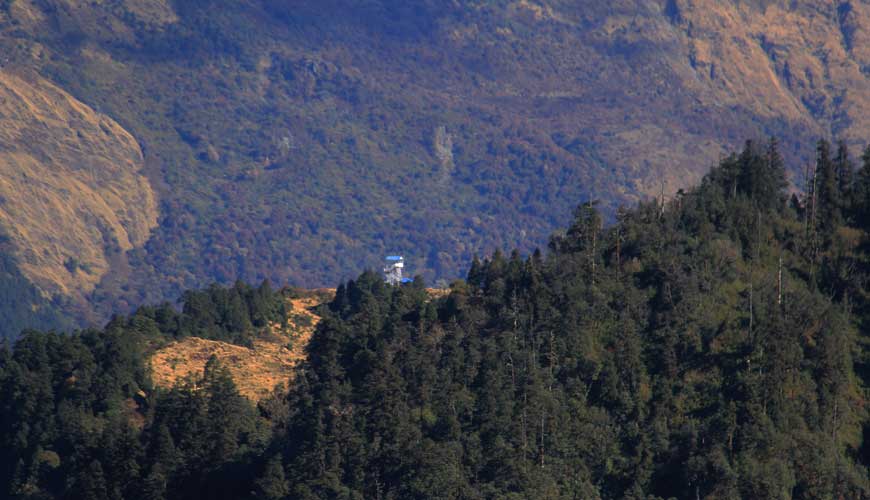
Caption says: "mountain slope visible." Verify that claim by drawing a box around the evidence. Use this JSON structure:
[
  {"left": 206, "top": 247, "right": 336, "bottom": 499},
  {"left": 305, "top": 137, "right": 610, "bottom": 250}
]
[
  {"left": 3, "top": 0, "right": 870, "bottom": 334},
  {"left": 0, "top": 70, "right": 158, "bottom": 304},
  {"left": 3, "top": 139, "right": 870, "bottom": 498}
]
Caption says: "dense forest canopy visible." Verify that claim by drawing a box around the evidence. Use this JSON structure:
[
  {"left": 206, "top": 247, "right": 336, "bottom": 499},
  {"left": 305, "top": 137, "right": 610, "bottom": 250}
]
[{"left": 2, "top": 138, "right": 870, "bottom": 498}]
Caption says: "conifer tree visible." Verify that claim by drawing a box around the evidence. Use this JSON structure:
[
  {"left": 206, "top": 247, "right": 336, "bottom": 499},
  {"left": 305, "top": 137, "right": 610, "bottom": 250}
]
[
  {"left": 852, "top": 145, "right": 870, "bottom": 230},
  {"left": 149, "top": 423, "right": 179, "bottom": 476},
  {"left": 467, "top": 255, "right": 484, "bottom": 290},
  {"left": 201, "top": 355, "right": 255, "bottom": 464},
  {"left": 254, "top": 455, "right": 289, "bottom": 500},
  {"left": 140, "top": 467, "right": 169, "bottom": 500},
  {"left": 836, "top": 140, "right": 854, "bottom": 212},
  {"left": 76, "top": 460, "right": 109, "bottom": 500},
  {"left": 102, "top": 420, "right": 143, "bottom": 500},
  {"left": 816, "top": 139, "right": 843, "bottom": 235},
  {"left": 763, "top": 136, "right": 788, "bottom": 209},
  {"left": 737, "top": 139, "right": 764, "bottom": 200}
]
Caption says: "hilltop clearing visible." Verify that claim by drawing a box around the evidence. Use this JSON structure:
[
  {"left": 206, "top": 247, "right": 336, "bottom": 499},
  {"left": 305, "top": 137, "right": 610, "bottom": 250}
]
[
  {"left": 145, "top": 288, "right": 452, "bottom": 400},
  {"left": 148, "top": 293, "right": 327, "bottom": 400}
]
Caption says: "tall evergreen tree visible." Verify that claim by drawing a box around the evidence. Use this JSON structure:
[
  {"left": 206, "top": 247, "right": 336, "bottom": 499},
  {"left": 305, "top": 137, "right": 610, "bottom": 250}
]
[
  {"left": 763, "top": 136, "right": 788, "bottom": 209},
  {"left": 834, "top": 139, "right": 855, "bottom": 226},
  {"left": 254, "top": 455, "right": 289, "bottom": 500},
  {"left": 852, "top": 145, "right": 870, "bottom": 230},
  {"left": 816, "top": 138, "right": 843, "bottom": 235}
]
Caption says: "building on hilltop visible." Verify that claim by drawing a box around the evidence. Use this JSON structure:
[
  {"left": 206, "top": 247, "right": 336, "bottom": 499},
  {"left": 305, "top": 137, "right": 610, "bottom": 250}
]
[{"left": 384, "top": 255, "right": 412, "bottom": 285}]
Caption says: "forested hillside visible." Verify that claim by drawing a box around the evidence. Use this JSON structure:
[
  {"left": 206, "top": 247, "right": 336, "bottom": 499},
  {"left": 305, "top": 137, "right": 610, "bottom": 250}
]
[
  {"left": 5, "top": 0, "right": 870, "bottom": 337},
  {"left": 2, "top": 139, "right": 870, "bottom": 498}
]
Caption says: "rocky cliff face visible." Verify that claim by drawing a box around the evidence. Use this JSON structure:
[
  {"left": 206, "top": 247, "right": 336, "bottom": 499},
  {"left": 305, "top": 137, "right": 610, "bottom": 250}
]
[{"left": 1, "top": 0, "right": 870, "bottom": 333}]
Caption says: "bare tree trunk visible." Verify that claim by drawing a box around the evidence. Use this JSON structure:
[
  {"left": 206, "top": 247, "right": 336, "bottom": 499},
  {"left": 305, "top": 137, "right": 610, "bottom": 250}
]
[
  {"left": 777, "top": 253, "right": 783, "bottom": 308},
  {"left": 749, "top": 280, "right": 753, "bottom": 336},
  {"left": 615, "top": 221, "right": 622, "bottom": 281},
  {"left": 804, "top": 163, "right": 811, "bottom": 236},
  {"left": 522, "top": 392, "right": 528, "bottom": 459},
  {"left": 660, "top": 180, "right": 666, "bottom": 217},
  {"left": 548, "top": 331, "right": 555, "bottom": 392},
  {"left": 811, "top": 163, "right": 819, "bottom": 272},
  {"left": 540, "top": 413, "right": 546, "bottom": 468},
  {"left": 590, "top": 233, "right": 596, "bottom": 287}
]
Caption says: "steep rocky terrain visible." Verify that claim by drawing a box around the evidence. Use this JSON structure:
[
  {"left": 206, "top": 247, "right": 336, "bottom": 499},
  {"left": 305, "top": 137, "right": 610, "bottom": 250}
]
[{"left": 3, "top": 0, "right": 870, "bottom": 335}]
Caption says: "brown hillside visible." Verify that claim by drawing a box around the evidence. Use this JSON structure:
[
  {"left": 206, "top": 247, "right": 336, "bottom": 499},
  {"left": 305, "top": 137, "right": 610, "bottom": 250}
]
[
  {"left": 0, "top": 69, "right": 157, "bottom": 301},
  {"left": 149, "top": 294, "right": 327, "bottom": 400},
  {"left": 668, "top": 0, "right": 870, "bottom": 143}
]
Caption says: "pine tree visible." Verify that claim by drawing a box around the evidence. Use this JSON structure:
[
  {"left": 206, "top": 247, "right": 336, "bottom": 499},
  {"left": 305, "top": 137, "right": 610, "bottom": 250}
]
[
  {"left": 737, "top": 140, "right": 765, "bottom": 201},
  {"left": 102, "top": 420, "right": 143, "bottom": 500},
  {"left": 835, "top": 140, "right": 854, "bottom": 219},
  {"left": 816, "top": 139, "right": 843, "bottom": 235},
  {"left": 75, "top": 460, "right": 109, "bottom": 500},
  {"left": 467, "top": 255, "right": 484, "bottom": 290},
  {"left": 249, "top": 279, "right": 275, "bottom": 327},
  {"left": 149, "top": 423, "right": 180, "bottom": 475},
  {"left": 559, "top": 201, "right": 603, "bottom": 285},
  {"left": 763, "top": 136, "right": 788, "bottom": 209},
  {"left": 140, "top": 467, "right": 169, "bottom": 500},
  {"left": 224, "top": 284, "right": 253, "bottom": 335},
  {"left": 201, "top": 355, "right": 254, "bottom": 464},
  {"left": 852, "top": 145, "right": 870, "bottom": 230},
  {"left": 254, "top": 455, "right": 289, "bottom": 499}
]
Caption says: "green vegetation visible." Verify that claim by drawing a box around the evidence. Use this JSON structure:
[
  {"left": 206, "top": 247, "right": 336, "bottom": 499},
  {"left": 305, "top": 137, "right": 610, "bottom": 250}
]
[
  {"left": 6, "top": 0, "right": 860, "bottom": 337},
  {"left": 280, "top": 138, "right": 870, "bottom": 498},
  {"left": 0, "top": 239, "right": 72, "bottom": 339},
  {"left": 176, "top": 280, "right": 287, "bottom": 347},
  {"left": 3, "top": 139, "right": 870, "bottom": 498},
  {"left": 0, "top": 280, "right": 288, "bottom": 500}
]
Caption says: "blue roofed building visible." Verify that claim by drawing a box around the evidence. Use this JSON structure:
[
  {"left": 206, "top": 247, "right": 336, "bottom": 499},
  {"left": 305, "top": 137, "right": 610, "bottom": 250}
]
[{"left": 384, "top": 256, "right": 405, "bottom": 285}]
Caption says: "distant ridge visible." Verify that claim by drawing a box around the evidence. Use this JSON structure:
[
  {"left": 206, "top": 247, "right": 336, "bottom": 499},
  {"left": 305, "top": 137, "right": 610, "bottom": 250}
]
[{"left": 2, "top": 0, "right": 870, "bottom": 335}]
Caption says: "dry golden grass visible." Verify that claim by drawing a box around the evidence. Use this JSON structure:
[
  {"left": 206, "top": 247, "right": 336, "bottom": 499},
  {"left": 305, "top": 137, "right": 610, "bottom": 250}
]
[
  {"left": 426, "top": 288, "right": 451, "bottom": 300},
  {"left": 0, "top": 70, "right": 158, "bottom": 299},
  {"left": 149, "top": 293, "right": 329, "bottom": 401},
  {"left": 147, "top": 288, "right": 449, "bottom": 400},
  {"left": 150, "top": 336, "right": 297, "bottom": 401},
  {"left": 668, "top": 0, "right": 870, "bottom": 145}
]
